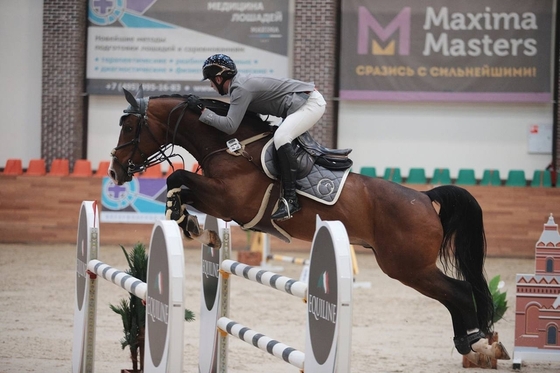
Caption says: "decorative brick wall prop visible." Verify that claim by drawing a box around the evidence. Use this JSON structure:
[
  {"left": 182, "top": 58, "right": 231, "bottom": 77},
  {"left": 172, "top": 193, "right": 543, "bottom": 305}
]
[{"left": 42, "top": 0, "right": 87, "bottom": 171}]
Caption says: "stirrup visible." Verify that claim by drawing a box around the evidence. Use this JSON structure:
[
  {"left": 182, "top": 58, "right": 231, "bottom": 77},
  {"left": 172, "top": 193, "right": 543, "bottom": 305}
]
[{"left": 271, "top": 197, "right": 301, "bottom": 221}]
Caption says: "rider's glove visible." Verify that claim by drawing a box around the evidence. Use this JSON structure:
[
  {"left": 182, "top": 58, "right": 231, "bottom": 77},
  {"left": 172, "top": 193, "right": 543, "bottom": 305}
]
[{"left": 186, "top": 95, "right": 204, "bottom": 115}]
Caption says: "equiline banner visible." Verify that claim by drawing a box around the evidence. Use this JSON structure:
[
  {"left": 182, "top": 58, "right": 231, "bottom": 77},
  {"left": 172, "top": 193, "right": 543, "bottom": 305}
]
[
  {"left": 87, "top": 0, "right": 290, "bottom": 96},
  {"left": 340, "top": 0, "right": 555, "bottom": 102}
]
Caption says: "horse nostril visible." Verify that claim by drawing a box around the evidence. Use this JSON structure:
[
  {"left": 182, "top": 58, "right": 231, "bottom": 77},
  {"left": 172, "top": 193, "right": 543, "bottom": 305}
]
[{"left": 109, "top": 169, "right": 116, "bottom": 180}]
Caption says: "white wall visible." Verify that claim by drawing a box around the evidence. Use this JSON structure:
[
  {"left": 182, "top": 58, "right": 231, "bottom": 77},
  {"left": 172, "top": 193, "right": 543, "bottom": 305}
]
[
  {"left": 338, "top": 101, "right": 552, "bottom": 180},
  {"left": 1, "top": 3, "right": 554, "bottom": 182},
  {"left": 0, "top": 1, "right": 43, "bottom": 166}
]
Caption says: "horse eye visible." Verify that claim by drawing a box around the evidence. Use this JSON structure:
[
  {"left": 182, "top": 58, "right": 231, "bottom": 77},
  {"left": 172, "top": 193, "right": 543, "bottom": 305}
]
[{"left": 123, "top": 125, "right": 133, "bottom": 133}]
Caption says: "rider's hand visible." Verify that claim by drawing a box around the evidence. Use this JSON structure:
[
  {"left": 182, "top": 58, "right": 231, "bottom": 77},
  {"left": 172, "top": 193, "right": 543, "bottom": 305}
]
[{"left": 186, "top": 95, "right": 204, "bottom": 115}]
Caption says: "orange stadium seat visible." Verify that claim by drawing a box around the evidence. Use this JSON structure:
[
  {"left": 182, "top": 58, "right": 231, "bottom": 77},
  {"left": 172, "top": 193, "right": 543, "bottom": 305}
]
[
  {"left": 94, "top": 161, "right": 110, "bottom": 177},
  {"left": 48, "top": 158, "right": 69, "bottom": 176},
  {"left": 71, "top": 159, "right": 92, "bottom": 177},
  {"left": 25, "top": 159, "right": 47, "bottom": 176},
  {"left": 2, "top": 159, "right": 23, "bottom": 175}
]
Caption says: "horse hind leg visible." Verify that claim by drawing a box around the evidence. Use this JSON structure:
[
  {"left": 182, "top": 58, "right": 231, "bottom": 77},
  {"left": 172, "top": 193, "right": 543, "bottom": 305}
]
[
  {"left": 397, "top": 266, "right": 509, "bottom": 360},
  {"left": 165, "top": 188, "right": 222, "bottom": 249}
]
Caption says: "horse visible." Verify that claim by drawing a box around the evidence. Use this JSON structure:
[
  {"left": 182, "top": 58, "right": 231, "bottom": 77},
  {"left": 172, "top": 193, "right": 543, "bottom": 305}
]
[{"left": 108, "top": 87, "right": 509, "bottom": 365}]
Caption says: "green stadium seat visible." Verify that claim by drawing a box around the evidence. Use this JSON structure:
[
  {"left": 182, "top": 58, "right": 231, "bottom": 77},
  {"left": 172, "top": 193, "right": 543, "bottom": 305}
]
[
  {"left": 505, "top": 170, "right": 526, "bottom": 187},
  {"left": 431, "top": 168, "right": 451, "bottom": 185},
  {"left": 455, "top": 169, "right": 477, "bottom": 186},
  {"left": 383, "top": 167, "right": 402, "bottom": 183},
  {"left": 406, "top": 168, "right": 427, "bottom": 184},
  {"left": 480, "top": 169, "right": 501, "bottom": 186},
  {"left": 359, "top": 166, "right": 377, "bottom": 178},
  {"left": 530, "top": 170, "right": 552, "bottom": 187}
]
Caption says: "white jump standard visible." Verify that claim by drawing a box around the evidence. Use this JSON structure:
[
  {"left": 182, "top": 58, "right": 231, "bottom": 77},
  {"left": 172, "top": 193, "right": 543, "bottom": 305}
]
[
  {"left": 72, "top": 201, "right": 185, "bottom": 373},
  {"left": 200, "top": 215, "right": 354, "bottom": 373}
]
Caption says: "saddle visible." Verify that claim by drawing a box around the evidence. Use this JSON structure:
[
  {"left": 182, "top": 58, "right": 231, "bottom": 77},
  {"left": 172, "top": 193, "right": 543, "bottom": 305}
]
[{"left": 292, "top": 131, "right": 353, "bottom": 176}]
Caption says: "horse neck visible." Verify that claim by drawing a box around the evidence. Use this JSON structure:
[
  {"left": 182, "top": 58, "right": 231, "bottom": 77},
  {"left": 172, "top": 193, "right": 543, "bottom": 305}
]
[{"left": 148, "top": 96, "right": 269, "bottom": 165}]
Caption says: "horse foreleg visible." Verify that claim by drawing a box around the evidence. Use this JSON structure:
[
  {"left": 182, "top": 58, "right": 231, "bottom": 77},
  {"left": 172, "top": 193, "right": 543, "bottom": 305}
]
[{"left": 165, "top": 187, "right": 222, "bottom": 249}]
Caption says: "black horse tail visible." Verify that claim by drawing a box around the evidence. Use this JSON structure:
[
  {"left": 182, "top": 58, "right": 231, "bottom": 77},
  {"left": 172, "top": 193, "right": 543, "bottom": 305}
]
[{"left": 424, "top": 185, "right": 494, "bottom": 335}]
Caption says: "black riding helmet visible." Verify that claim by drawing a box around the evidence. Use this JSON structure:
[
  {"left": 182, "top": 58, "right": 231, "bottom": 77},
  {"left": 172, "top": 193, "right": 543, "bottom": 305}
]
[{"left": 202, "top": 54, "right": 237, "bottom": 95}]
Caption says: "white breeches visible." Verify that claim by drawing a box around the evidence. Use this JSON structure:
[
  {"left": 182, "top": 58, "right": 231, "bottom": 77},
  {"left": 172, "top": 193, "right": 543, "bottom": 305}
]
[{"left": 274, "top": 90, "right": 327, "bottom": 149}]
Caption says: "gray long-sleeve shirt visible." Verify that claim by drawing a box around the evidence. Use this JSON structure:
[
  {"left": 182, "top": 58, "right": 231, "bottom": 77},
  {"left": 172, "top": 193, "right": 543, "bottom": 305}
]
[{"left": 199, "top": 73, "right": 315, "bottom": 135}]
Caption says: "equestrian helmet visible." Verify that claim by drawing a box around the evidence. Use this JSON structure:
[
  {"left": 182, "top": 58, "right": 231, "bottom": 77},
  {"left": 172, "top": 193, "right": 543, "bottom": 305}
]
[{"left": 202, "top": 54, "right": 237, "bottom": 81}]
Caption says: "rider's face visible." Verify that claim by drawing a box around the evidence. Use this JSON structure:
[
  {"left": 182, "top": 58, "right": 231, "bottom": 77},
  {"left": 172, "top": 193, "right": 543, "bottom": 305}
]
[{"left": 210, "top": 77, "right": 223, "bottom": 93}]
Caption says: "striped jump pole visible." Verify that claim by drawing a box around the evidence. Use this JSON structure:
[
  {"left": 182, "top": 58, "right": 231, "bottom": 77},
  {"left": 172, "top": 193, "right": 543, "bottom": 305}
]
[
  {"left": 217, "top": 317, "right": 305, "bottom": 370},
  {"left": 87, "top": 260, "right": 147, "bottom": 300},
  {"left": 200, "top": 215, "right": 354, "bottom": 373},
  {"left": 220, "top": 259, "right": 308, "bottom": 300},
  {"left": 73, "top": 201, "right": 185, "bottom": 373}
]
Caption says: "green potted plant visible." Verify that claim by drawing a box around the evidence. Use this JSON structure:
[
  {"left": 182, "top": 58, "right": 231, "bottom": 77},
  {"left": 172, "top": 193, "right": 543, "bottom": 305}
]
[
  {"left": 110, "top": 243, "right": 195, "bottom": 373},
  {"left": 462, "top": 274, "right": 509, "bottom": 369}
]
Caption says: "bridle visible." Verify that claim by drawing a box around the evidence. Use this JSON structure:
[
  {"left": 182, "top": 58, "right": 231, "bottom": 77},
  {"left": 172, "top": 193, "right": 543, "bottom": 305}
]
[{"left": 111, "top": 97, "right": 184, "bottom": 177}]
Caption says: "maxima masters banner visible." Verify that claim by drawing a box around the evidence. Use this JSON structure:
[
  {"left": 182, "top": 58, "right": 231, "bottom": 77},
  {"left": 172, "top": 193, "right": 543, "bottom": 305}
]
[
  {"left": 87, "top": 0, "right": 290, "bottom": 96},
  {"left": 340, "top": 0, "right": 555, "bottom": 102}
]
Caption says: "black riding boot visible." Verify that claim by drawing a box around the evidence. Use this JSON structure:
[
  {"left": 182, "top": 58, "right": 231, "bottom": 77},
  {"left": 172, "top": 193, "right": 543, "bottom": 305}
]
[{"left": 271, "top": 143, "right": 301, "bottom": 221}]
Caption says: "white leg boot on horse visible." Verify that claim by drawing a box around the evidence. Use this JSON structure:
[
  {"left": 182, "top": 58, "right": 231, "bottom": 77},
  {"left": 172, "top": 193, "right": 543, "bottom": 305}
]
[{"left": 166, "top": 188, "right": 222, "bottom": 248}]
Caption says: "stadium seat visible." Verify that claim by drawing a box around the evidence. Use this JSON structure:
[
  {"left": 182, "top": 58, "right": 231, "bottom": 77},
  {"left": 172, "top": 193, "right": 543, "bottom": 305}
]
[
  {"left": 359, "top": 166, "right": 377, "bottom": 178},
  {"left": 455, "top": 169, "right": 477, "bottom": 186},
  {"left": 431, "top": 168, "right": 451, "bottom": 185},
  {"left": 480, "top": 169, "right": 501, "bottom": 186},
  {"left": 71, "top": 159, "right": 92, "bottom": 177},
  {"left": 505, "top": 170, "right": 526, "bottom": 187},
  {"left": 383, "top": 167, "right": 402, "bottom": 183},
  {"left": 2, "top": 159, "right": 23, "bottom": 175},
  {"left": 94, "top": 161, "right": 110, "bottom": 177},
  {"left": 25, "top": 159, "right": 47, "bottom": 176},
  {"left": 48, "top": 158, "right": 69, "bottom": 176},
  {"left": 406, "top": 168, "right": 427, "bottom": 184},
  {"left": 530, "top": 170, "right": 552, "bottom": 187}
]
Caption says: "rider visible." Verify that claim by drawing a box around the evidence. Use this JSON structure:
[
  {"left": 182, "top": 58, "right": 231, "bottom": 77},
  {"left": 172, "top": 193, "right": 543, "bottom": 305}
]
[{"left": 196, "top": 53, "right": 327, "bottom": 221}]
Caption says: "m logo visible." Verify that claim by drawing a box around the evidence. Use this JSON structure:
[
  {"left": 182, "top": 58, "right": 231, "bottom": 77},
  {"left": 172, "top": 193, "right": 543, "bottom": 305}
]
[{"left": 358, "top": 6, "right": 411, "bottom": 56}]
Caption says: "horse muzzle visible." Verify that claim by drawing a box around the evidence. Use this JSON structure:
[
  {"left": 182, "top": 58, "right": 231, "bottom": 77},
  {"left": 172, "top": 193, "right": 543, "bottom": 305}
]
[{"left": 108, "top": 157, "right": 133, "bottom": 185}]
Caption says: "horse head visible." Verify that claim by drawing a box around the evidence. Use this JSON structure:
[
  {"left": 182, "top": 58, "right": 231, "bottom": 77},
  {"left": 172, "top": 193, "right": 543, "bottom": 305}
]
[{"left": 109, "top": 86, "right": 198, "bottom": 184}]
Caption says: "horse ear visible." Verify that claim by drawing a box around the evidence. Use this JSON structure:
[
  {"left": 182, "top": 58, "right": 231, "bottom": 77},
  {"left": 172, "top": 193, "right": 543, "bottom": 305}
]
[
  {"left": 123, "top": 88, "right": 139, "bottom": 109},
  {"left": 136, "top": 84, "right": 144, "bottom": 99}
]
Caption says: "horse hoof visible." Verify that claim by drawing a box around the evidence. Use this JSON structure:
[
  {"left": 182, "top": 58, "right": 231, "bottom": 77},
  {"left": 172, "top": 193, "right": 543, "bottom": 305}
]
[
  {"left": 465, "top": 351, "right": 492, "bottom": 368},
  {"left": 493, "top": 342, "right": 510, "bottom": 360},
  {"left": 186, "top": 216, "right": 201, "bottom": 236},
  {"left": 208, "top": 230, "right": 222, "bottom": 249}
]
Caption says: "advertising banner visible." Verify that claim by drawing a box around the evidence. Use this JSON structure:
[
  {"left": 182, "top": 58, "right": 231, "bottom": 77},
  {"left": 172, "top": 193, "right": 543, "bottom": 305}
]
[
  {"left": 340, "top": 0, "right": 555, "bottom": 102},
  {"left": 100, "top": 177, "right": 167, "bottom": 223},
  {"left": 87, "top": 0, "right": 290, "bottom": 96}
]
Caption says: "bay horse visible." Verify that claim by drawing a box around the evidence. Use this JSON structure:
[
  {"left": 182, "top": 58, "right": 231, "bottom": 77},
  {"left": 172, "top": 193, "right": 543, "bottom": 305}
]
[{"left": 108, "top": 87, "right": 509, "bottom": 364}]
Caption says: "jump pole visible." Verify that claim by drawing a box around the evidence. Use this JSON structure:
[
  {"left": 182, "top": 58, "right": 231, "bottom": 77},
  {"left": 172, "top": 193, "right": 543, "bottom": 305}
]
[
  {"left": 72, "top": 201, "right": 185, "bottom": 373},
  {"left": 201, "top": 215, "right": 353, "bottom": 373}
]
